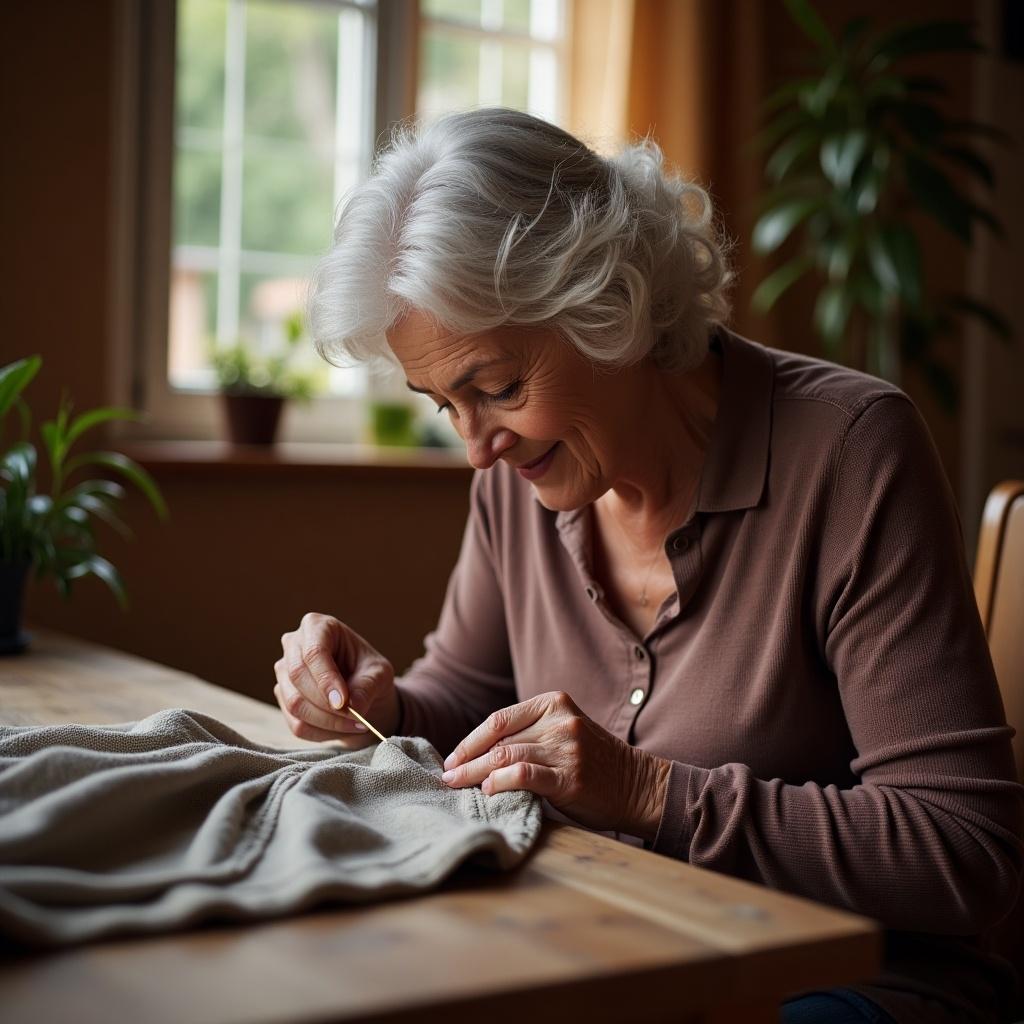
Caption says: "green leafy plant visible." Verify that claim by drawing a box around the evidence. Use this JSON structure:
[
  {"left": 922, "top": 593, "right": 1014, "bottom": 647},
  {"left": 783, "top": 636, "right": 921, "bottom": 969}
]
[
  {"left": 208, "top": 310, "right": 326, "bottom": 402},
  {"left": 751, "top": 0, "right": 1011, "bottom": 411},
  {"left": 0, "top": 356, "right": 169, "bottom": 609}
]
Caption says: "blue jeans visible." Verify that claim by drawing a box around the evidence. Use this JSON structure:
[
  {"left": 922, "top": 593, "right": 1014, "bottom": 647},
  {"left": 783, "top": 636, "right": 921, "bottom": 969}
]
[{"left": 780, "top": 988, "right": 896, "bottom": 1023}]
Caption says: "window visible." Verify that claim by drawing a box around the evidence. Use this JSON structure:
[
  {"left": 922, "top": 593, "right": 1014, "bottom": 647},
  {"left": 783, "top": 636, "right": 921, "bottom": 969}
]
[
  {"left": 111, "top": 0, "right": 569, "bottom": 443},
  {"left": 170, "top": 0, "right": 375, "bottom": 403},
  {"left": 418, "top": 0, "right": 567, "bottom": 124}
]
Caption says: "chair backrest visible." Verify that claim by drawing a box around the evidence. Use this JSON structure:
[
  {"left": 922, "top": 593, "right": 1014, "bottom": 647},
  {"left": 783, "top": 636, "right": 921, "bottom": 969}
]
[
  {"left": 973, "top": 481, "right": 1024, "bottom": 1020},
  {"left": 974, "top": 480, "right": 1024, "bottom": 785}
]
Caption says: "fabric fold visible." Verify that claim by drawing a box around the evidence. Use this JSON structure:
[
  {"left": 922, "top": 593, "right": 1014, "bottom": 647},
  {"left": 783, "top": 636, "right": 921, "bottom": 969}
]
[{"left": 0, "top": 708, "right": 543, "bottom": 947}]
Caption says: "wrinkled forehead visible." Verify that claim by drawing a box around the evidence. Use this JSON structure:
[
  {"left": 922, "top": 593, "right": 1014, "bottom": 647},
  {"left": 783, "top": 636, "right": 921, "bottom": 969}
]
[{"left": 385, "top": 309, "right": 519, "bottom": 382}]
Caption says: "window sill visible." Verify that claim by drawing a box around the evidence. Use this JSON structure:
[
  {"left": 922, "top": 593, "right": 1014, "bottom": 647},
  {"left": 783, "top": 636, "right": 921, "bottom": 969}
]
[{"left": 116, "top": 440, "right": 474, "bottom": 481}]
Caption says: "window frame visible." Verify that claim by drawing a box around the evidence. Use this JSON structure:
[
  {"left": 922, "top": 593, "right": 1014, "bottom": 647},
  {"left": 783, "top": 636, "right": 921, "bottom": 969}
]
[
  {"left": 108, "top": 0, "right": 415, "bottom": 443},
  {"left": 107, "top": 0, "right": 569, "bottom": 444}
]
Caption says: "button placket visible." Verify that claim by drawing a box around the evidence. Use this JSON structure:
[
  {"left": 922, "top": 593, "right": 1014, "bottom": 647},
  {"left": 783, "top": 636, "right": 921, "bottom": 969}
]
[{"left": 626, "top": 642, "right": 651, "bottom": 709}]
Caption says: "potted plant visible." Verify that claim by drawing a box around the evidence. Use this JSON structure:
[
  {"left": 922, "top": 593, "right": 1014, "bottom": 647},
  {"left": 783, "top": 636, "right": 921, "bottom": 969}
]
[
  {"left": 751, "top": 0, "right": 1010, "bottom": 411},
  {"left": 0, "top": 356, "right": 169, "bottom": 654},
  {"left": 209, "top": 310, "right": 326, "bottom": 444}
]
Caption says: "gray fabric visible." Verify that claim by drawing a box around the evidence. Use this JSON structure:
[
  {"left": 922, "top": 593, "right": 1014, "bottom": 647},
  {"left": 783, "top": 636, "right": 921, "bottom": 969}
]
[{"left": 0, "top": 708, "right": 542, "bottom": 947}]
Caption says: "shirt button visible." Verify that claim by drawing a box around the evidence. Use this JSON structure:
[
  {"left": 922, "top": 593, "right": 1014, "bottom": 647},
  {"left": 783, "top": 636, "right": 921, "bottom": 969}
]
[
  {"left": 585, "top": 585, "right": 598, "bottom": 600},
  {"left": 629, "top": 687, "right": 646, "bottom": 706},
  {"left": 672, "top": 535, "right": 690, "bottom": 552},
  {"left": 633, "top": 645, "right": 646, "bottom": 660}
]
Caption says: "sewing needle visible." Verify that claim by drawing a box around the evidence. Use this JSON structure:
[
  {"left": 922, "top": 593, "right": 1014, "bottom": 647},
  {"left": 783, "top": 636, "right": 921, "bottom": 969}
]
[{"left": 343, "top": 705, "right": 390, "bottom": 745}]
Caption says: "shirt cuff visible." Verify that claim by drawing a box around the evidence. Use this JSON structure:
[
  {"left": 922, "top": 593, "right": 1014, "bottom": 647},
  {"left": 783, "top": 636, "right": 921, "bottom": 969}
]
[{"left": 648, "top": 760, "right": 711, "bottom": 860}]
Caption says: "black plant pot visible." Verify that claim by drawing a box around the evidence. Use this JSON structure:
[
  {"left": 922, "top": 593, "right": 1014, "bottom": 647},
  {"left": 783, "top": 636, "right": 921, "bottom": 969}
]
[
  {"left": 0, "top": 560, "right": 31, "bottom": 655},
  {"left": 221, "top": 393, "right": 285, "bottom": 445}
]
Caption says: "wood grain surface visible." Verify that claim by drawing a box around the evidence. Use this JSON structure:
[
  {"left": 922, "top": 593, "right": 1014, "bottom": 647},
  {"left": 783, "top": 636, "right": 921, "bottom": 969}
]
[{"left": 0, "top": 628, "right": 881, "bottom": 1023}]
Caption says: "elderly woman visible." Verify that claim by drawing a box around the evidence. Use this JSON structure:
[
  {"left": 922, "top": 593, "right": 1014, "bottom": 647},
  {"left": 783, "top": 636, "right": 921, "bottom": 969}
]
[{"left": 273, "top": 108, "right": 1022, "bottom": 1024}]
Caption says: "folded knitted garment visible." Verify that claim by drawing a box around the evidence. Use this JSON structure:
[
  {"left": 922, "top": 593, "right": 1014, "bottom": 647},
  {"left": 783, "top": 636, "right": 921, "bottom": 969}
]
[{"left": 0, "top": 708, "right": 543, "bottom": 947}]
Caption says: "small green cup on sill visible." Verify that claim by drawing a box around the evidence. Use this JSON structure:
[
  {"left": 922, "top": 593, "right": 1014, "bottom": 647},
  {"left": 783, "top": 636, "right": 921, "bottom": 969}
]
[{"left": 369, "top": 401, "right": 418, "bottom": 448}]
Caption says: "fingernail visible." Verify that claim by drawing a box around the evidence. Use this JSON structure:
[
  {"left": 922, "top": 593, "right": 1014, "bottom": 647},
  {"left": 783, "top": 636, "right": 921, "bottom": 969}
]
[
  {"left": 354, "top": 723, "right": 368, "bottom": 732},
  {"left": 443, "top": 753, "right": 457, "bottom": 770},
  {"left": 328, "top": 690, "right": 342, "bottom": 710},
  {"left": 442, "top": 770, "right": 455, "bottom": 782}
]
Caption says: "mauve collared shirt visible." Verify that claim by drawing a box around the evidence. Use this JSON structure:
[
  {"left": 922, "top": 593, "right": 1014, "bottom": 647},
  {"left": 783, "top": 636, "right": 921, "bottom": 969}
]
[{"left": 394, "top": 325, "right": 1024, "bottom": 1023}]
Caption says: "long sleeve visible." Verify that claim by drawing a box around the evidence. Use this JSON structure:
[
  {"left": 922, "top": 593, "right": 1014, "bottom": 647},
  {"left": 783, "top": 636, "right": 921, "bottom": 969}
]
[
  {"left": 649, "top": 393, "right": 1024, "bottom": 935},
  {"left": 395, "top": 470, "right": 516, "bottom": 757}
]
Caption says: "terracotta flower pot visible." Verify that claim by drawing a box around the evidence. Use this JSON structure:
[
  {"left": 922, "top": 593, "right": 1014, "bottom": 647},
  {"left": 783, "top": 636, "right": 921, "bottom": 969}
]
[
  {"left": 0, "top": 560, "right": 31, "bottom": 655},
  {"left": 221, "top": 393, "right": 285, "bottom": 445}
]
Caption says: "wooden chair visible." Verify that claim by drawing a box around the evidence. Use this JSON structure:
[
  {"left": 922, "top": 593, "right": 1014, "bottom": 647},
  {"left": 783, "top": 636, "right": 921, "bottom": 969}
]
[
  {"left": 973, "top": 479, "right": 1024, "bottom": 1022},
  {"left": 975, "top": 480, "right": 1024, "bottom": 784}
]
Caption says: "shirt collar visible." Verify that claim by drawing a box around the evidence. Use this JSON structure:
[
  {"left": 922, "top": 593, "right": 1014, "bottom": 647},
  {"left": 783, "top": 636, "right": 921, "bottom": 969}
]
[
  {"left": 695, "top": 324, "right": 774, "bottom": 513},
  {"left": 540, "top": 324, "right": 774, "bottom": 526}
]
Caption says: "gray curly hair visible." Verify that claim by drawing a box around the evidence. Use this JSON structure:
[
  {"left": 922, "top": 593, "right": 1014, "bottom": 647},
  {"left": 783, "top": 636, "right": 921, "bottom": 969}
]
[{"left": 307, "top": 107, "right": 733, "bottom": 376}]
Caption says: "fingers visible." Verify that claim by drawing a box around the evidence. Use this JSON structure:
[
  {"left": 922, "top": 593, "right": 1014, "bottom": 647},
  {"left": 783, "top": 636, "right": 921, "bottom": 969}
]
[
  {"left": 293, "top": 615, "right": 352, "bottom": 710},
  {"left": 441, "top": 741, "right": 548, "bottom": 789},
  {"left": 275, "top": 614, "right": 395, "bottom": 745},
  {"left": 274, "top": 680, "right": 373, "bottom": 747},
  {"left": 443, "top": 694, "right": 549, "bottom": 771},
  {"left": 272, "top": 669, "right": 365, "bottom": 737},
  {"left": 482, "top": 761, "right": 559, "bottom": 797}
]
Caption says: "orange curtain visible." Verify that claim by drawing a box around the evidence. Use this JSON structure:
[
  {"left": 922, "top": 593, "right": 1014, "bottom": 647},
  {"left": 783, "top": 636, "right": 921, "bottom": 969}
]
[{"left": 567, "top": 0, "right": 773, "bottom": 344}]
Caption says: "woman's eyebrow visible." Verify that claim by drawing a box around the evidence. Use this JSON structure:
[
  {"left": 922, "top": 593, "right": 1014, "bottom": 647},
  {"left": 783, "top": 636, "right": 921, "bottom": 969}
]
[{"left": 405, "top": 357, "right": 512, "bottom": 396}]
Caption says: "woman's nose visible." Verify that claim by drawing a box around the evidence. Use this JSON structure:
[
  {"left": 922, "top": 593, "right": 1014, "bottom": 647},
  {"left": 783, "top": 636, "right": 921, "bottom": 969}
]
[{"left": 465, "top": 427, "right": 517, "bottom": 470}]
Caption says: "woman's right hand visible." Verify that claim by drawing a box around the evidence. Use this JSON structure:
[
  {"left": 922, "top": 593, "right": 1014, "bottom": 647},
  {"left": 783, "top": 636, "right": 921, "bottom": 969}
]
[{"left": 274, "top": 612, "right": 398, "bottom": 747}]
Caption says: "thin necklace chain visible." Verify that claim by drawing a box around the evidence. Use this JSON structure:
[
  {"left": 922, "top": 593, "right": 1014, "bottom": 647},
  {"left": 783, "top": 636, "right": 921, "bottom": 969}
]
[{"left": 600, "top": 482, "right": 696, "bottom": 607}]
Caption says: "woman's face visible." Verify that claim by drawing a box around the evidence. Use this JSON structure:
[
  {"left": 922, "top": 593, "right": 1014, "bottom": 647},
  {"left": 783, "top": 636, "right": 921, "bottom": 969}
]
[{"left": 385, "top": 309, "right": 640, "bottom": 511}]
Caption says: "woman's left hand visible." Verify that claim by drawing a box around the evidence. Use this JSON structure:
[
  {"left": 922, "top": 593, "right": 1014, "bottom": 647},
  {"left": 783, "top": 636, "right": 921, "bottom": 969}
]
[{"left": 440, "top": 690, "right": 670, "bottom": 839}]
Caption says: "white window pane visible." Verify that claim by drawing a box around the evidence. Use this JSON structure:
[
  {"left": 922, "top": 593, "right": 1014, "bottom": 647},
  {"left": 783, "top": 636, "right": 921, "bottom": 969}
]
[
  {"left": 527, "top": 46, "right": 557, "bottom": 121},
  {"left": 529, "top": 0, "right": 559, "bottom": 42},
  {"left": 422, "top": 0, "right": 481, "bottom": 25},
  {"left": 503, "top": 0, "right": 531, "bottom": 33},
  {"left": 241, "top": 145, "right": 335, "bottom": 254},
  {"left": 174, "top": 147, "right": 222, "bottom": 247},
  {"left": 176, "top": 0, "right": 228, "bottom": 132},
  {"left": 501, "top": 42, "right": 530, "bottom": 110},
  {"left": 419, "top": 29, "right": 480, "bottom": 122},
  {"left": 169, "top": 0, "right": 375, "bottom": 399}
]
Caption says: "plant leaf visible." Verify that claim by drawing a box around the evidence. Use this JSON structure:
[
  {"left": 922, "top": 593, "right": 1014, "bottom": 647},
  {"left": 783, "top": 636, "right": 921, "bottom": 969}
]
[
  {"left": 0, "top": 356, "right": 42, "bottom": 420},
  {"left": 784, "top": 0, "right": 837, "bottom": 56},
  {"left": 882, "top": 224, "right": 922, "bottom": 307},
  {"left": 751, "top": 257, "right": 814, "bottom": 312},
  {"left": 766, "top": 132, "right": 818, "bottom": 183},
  {"left": 944, "top": 119, "right": 1013, "bottom": 146},
  {"left": 65, "top": 406, "right": 143, "bottom": 451},
  {"left": 75, "top": 494, "right": 135, "bottom": 540},
  {"left": 63, "top": 553, "right": 129, "bottom": 610},
  {"left": 945, "top": 294, "right": 1012, "bottom": 341},
  {"left": 1, "top": 441, "right": 37, "bottom": 488},
  {"left": 870, "top": 20, "right": 981, "bottom": 67},
  {"left": 937, "top": 144, "right": 995, "bottom": 187},
  {"left": 904, "top": 155, "right": 972, "bottom": 242},
  {"left": 820, "top": 131, "right": 868, "bottom": 188},
  {"left": 59, "top": 451, "right": 169, "bottom": 521},
  {"left": 813, "top": 283, "right": 854, "bottom": 351},
  {"left": 752, "top": 198, "right": 824, "bottom": 253}
]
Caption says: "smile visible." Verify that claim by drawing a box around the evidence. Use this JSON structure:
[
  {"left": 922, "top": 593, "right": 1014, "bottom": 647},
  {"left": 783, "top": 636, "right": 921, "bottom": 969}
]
[{"left": 516, "top": 443, "right": 558, "bottom": 480}]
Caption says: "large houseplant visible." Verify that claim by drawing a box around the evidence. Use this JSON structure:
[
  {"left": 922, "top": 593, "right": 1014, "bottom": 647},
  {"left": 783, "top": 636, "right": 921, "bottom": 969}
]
[
  {"left": 0, "top": 356, "right": 168, "bottom": 653},
  {"left": 751, "top": 0, "right": 1010, "bottom": 411},
  {"left": 209, "top": 310, "right": 326, "bottom": 444}
]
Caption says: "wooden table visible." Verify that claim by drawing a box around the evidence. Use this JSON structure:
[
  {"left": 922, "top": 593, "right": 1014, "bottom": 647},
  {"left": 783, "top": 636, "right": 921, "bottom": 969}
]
[{"left": 0, "top": 628, "right": 881, "bottom": 1023}]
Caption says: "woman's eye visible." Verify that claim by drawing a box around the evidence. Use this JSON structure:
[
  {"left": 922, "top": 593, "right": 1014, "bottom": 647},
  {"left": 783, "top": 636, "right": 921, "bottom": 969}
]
[
  {"left": 435, "top": 401, "right": 452, "bottom": 416},
  {"left": 486, "top": 381, "right": 521, "bottom": 403}
]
